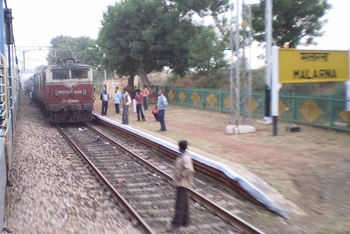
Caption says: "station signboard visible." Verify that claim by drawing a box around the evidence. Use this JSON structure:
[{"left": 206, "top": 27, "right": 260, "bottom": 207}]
[{"left": 279, "top": 49, "right": 349, "bottom": 83}]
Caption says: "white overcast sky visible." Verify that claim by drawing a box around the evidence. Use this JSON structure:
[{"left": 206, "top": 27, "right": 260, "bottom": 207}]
[
  {"left": 8, "top": 0, "right": 350, "bottom": 71},
  {"left": 10, "top": 0, "right": 117, "bottom": 72}
]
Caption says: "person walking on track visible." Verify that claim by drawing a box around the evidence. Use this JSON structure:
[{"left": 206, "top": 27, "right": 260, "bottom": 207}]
[{"left": 169, "top": 140, "right": 195, "bottom": 232}]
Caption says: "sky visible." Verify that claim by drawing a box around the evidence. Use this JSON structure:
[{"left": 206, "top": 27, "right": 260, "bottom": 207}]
[
  {"left": 8, "top": 0, "right": 350, "bottom": 72},
  {"left": 250, "top": 0, "right": 350, "bottom": 68},
  {"left": 9, "top": 0, "right": 117, "bottom": 73}
]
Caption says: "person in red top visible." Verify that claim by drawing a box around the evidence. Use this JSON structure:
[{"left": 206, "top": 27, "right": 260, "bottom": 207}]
[
  {"left": 135, "top": 89, "right": 145, "bottom": 121},
  {"left": 142, "top": 85, "right": 150, "bottom": 111}
]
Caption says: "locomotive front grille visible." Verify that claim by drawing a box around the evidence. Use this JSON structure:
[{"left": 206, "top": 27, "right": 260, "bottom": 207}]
[
  {"left": 67, "top": 105, "right": 77, "bottom": 111},
  {"left": 51, "top": 110, "right": 94, "bottom": 123}
]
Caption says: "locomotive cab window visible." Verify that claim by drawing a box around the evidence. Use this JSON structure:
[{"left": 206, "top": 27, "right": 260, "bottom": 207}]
[
  {"left": 52, "top": 69, "right": 69, "bottom": 79},
  {"left": 71, "top": 68, "right": 88, "bottom": 79}
]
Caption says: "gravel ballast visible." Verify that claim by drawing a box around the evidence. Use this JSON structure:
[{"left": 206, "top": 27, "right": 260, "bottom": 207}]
[{"left": 3, "top": 93, "right": 142, "bottom": 234}]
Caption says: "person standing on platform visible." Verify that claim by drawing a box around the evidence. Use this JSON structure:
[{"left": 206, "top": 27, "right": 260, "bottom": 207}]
[
  {"left": 131, "top": 86, "right": 137, "bottom": 113},
  {"left": 121, "top": 88, "right": 132, "bottom": 125},
  {"left": 114, "top": 86, "right": 122, "bottom": 114},
  {"left": 142, "top": 85, "right": 149, "bottom": 111},
  {"left": 157, "top": 90, "right": 168, "bottom": 132},
  {"left": 135, "top": 89, "right": 146, "bottom": 121},
  {"left": 100, "top": 89, "right": 109, "bottom": 115},
  {"left": 169, "top": 140, "right": 195, "bottom": 232}
]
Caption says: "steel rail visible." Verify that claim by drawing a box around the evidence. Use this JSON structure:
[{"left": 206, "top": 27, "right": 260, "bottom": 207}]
[
  {"left": 87, "top": 122, "right": 265, "bottom": 234},
  {"left": 94, "top": 117, "right": 263, "bottom": 206},
  {"left": 55, "top": 124, "right": 155, "bottom": 234}
]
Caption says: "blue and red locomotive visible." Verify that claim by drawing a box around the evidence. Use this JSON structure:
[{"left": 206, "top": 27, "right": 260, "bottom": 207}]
[{"left": 32, "top": 58, "right": 95, "bottom": 123}]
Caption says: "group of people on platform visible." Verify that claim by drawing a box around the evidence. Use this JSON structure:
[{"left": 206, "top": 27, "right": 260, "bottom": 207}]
[
  {"left": 100, "top": 85, "right": 194, "bottom": 232},
  {"left": 100, "top": 85, "right": 168, "bottom": 131}
]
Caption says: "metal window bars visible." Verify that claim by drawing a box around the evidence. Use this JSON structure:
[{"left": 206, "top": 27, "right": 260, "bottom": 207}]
[{"left": 0, "top": 55, "right": 8, "bottom": 137}]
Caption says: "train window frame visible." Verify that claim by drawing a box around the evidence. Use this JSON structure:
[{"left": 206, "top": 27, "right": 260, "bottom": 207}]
[
  {"left": 52, "top": 69, "right": 69, "bottom": 80},
  {"left": 71, "top": 68, "right": 89, "bottom": 79}
]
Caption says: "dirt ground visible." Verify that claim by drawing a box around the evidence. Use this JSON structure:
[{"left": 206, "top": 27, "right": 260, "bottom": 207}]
[{"left": 94, "top": 97, "right": 350, "bottom": 234}]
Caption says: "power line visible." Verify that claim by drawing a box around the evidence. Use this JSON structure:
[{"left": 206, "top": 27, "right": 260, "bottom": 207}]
[{"left": 16, "top": 46, "right": 52, "bottom": 51}]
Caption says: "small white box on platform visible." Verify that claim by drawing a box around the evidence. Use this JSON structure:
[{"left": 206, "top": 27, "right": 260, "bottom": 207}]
[{"left": 226, "top": 125, "right": 256, "bottom": 135}]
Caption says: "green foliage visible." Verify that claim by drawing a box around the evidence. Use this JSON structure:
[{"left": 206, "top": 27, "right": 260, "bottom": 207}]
[
  {"left": 251, "top": 0, "right": 332, "bottom": 47},
  {"left": 172, "top": 0, "right": 229, "bottom": 17},
  {"left": 333, "top": 83, "right": 346, "bottom": 98},
  {"left": 252, "top": 67, "right": 265, "bottom": 91},
  {"left": 98, "top": 0, "right": 231, "bottom": 84},
  {"left": 165, "top": 73, "right": 182, "bottom": 86},
  {"left": 279, "top": 82, "right": 342, "bottom": 96},
  {"left": 188, "top": 26, "right": 227, "bottom": 79},
  {"left": 171, "top": 69, "right": 230, "bottom": 89},
  {"left": 48, "top": 36, "right": 100, "bottom": 68},
  {"left": 78, "top": 45, "right": 103, "bottom": 70},
  {"left": 98, "top": 0, "right": 193, "bottom": 77}
]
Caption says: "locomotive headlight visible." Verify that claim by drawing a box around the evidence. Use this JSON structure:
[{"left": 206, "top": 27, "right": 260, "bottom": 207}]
[
  {"left": 83, "top": 90, "right": 87, "bottom": 96},
  {"left": 55, "top": 90, "right": 59, "bottom": 96}
]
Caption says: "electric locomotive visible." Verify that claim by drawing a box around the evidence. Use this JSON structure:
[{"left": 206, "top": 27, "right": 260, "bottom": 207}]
[{"left": 33, "top": 58, "right": 95, "bottom": 123}]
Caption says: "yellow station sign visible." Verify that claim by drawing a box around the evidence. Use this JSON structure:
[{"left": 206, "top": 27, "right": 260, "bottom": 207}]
[{"left": 279, "top": 49, "right": 349, "bottom": 83}]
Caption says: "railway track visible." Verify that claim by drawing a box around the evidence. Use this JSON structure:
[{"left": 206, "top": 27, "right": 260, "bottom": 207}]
[{"left": 56, "top": 122, "right": 266, "bottom": 234}]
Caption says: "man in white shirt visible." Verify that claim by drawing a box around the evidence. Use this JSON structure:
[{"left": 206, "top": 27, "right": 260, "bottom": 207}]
[
  {"left": 122, "top": 88, "right": 132, "bottom": 124},
  {"left": 100, "top": 89, "right": 109, "bottom": 115},
  {"left": 114, "top": 86, "right": 122, "bottom": 114}
]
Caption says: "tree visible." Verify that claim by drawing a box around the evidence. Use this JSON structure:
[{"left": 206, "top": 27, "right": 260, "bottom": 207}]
[
  {"left": 98, "top": 0, "right": 195, "bottom": 89},
  {"left": 188, "top": 26, "right": 226, "bottom": 82},
  {"left": 251, "top": 0, "right": 332, "bottom": 48},
  {"left": 98, "top": 0, "right": 230, "bottom": 89},
  {"left": 47, "top": 36, "right": 100, "bottom": 68},
  {"left": 170, "top": 0, "right": 229, "bottom": 17}
]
